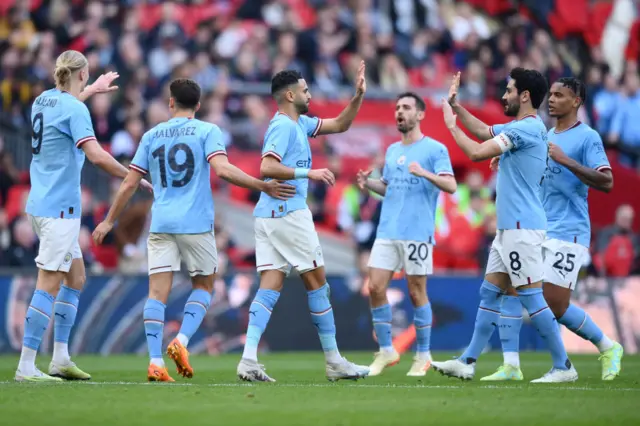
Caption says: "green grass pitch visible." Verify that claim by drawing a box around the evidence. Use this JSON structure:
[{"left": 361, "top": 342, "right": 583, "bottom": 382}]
[{"left": 1, "top": 352, "right": 639, "bottom": 425}]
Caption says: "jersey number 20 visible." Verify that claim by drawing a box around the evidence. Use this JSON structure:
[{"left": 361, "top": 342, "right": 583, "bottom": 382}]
[{"left": 152, "top": 143, "right": 195, "bottom": 188}]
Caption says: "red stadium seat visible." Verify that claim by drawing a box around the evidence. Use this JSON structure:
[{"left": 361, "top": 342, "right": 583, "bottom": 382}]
[{"left": 5, "top": 185, "right": 29, "bottom": 222}]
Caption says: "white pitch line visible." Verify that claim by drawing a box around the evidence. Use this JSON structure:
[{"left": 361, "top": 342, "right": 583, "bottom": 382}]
[{"left": 1, "top": 381, "right": 638, "bottom": 392}]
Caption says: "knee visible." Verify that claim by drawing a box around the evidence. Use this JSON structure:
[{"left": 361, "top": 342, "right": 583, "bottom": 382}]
[
  {"left": 407, "top": 282, "right": 427, "bottom": 307},
  {"left": 546, "top": 296, "right": 569, "bottom": 319},
  {"left": 66, "top": 274, "right": 86, "bottom": 291},
  {"left": 368, "top": 278, "right": 387, "bottom": 300}
]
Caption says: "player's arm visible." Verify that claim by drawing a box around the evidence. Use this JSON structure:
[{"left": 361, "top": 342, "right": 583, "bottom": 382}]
[
  {"left": 443, "top": 100, "right": 502, "bottom": 162},
  {"left": 409, "top": 163, "right": 457, "bottom": 194},
  {"left": 549, "top": 138, "right": 614, "bottom": 193},
  {"left": 92, "top": 169, "right": 143, "bottom": 244},
  {"left": 210, "top": 154, "right": 296, "bottom": 200},
  {"left": 260, "top": 122, "right": 335, "bottom": 185},
  {"left": 358, "top": 170, "right": 387, "bottom": 196},
  {"left": 78, "top": 72, "right": 119, "bottom": 102},
  {"left": 82, "top": 140, "right": 129, "bottom": 178},
  {"left": 316, "top": 60, "right": 366, "bottom": 135},
  {"left": 448, "top": 72, "right": 492, "bottom": 140}
]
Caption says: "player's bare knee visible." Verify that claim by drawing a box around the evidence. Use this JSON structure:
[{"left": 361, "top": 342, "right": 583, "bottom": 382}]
[
  {"left": 543, "top": 284, "right": 570, "bottom": 318},
  {"left": 191, "top": 274, "right": 214, "bottom": 293},
  {"left": 300, "top": 266, "right": 326, "bottom": 291},
  {"left": 37, "top": 269, "right": 65, "bottom": 294},
  {"left": 406, "top": 276, "right": 428, "bottom": 306},
  {"left": 259, "top": 270, "right": 285, "bottom": 292},
  {"left": 484, "top": 272, "right": 511, "bottom": 291},
  {"left": 64, "top": 273, "right": 86, "bottom": 291}
]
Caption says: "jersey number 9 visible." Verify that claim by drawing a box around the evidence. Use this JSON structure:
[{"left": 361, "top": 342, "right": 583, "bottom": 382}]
[
  {"left": 32, "top": 112, "right": 44, "bottom": 155},
  {"left": 152, "top": 143, "right": 195, "bottom": 188}
]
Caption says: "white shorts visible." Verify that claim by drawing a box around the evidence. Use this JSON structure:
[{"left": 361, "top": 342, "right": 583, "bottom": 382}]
[
  {"left": 255, "top": 209, "right": 324, "bottom": 275},
  {"left": 485, "top": 229, "right": 545, "bottom": 287},
  {"left": 368, "top": 239, "right": 433, "bottom": 276},
  {"left": 147, "top": 231, "right": 218, "bottom": 277},
  {"left": 542, "top": 238, "right": 589, "bottom": 290},
  {"left": 29, "top": 215, "right": 81, "bottom": 273}
]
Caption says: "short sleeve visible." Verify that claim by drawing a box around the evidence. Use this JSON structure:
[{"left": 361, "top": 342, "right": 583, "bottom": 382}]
[
  {"left": 489, "top": 123, "right": 506, "bottom": 138},
  {"left": 583, "top": 132, "right": 611, "bottom": 172},
  {"left": 70, "top": 102, "right": 96, "bottom": 148},
  {"left": 262, "top": 121, "right": 295, "bottom": 161},
  {"left": 432, "top": 144, "right": 454, "bottom": 176},
  {"left": 205, "top": 125, "right": 227, "bottom": 162},
  {"left": 499, "top": 121, "right": 531, "bottom": 151},
  {"left": 299, "top": 114, "right": 323, "bottom": 138},
  {"left": 130, "top": 132, "right": 150, "bottom": 175}
]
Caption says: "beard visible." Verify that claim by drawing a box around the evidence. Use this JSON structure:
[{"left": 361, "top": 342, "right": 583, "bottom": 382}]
[
  {"left": 396, "top": 119, "right": 416, "bottom": 134},
  {"left": 295, "top": 101, "right": 309, "bottom": 114},
  {"left": 503, "top": 101, "right": 520, "bottom": 117}
]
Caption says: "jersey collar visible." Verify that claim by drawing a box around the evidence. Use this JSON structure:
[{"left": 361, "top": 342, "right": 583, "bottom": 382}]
[{"left": 553, "top": 121, "right": 582, "bottom": 134}]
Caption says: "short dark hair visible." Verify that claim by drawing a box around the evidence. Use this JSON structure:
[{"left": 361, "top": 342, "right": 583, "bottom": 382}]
[
  {"left": 169, "top": 78, "right": 201, "bottom": 109},
  {"left": 396, "top": 92, "right": 426, "bottom": 111},
  {"left": 556, "top": 77, "right": 586, "bottom": 106},
  {"left": 509, "top": 67, "right": 548, "bottom": 109},
  {"left": 271, "top": 70, "right": 303, "bottom": 96}
]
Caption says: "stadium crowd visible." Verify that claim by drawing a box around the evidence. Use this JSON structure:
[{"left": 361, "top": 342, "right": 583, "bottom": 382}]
[{"left": 0, "top": 0, "right": 639, "bottom": 275}]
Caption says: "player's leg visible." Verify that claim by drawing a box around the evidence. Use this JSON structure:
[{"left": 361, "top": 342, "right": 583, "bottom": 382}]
[
  {"left": 16, "top": 216, "right": 75, "bottom": 382},
  {"left": 432, "top": 232, "right": 509, "bottom": 380},
  {"left": 366, "top": 239, "right": 400, "bottom": 376},
  {"left": 503, "top": 231, "right": 576, "bottom": 383},
  {"left": 543, "top": 240, "right": 622, "bottom": 380},
  {"left": 481, "top": 286, "right": 524, "bottom": 381},
  {"left": 49, "top": 246, "right": 91, "bottom": 380},
  {"left": 403, "top": 241, "right": 434, "bottom": 377},
  {"left": 286, "top": 209, "right": 368, "bottom": 381},
  {"left": 237, "top": 219, "right": 286, "bottom": 382},
  {"left": 167, "top": 232, "right": 217, "bottom": 378},
  {"left": 144, "top": 233, "right": 179, "bottom": 382}
]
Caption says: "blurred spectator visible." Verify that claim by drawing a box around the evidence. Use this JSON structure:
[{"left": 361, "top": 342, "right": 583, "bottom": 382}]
[
  {"left": 596, "top": 205, "right": 640, "bottom": 276},
  {"left": 2, "top": 215, "right": 38, "bottom": 267},
  {"left": 111, "top": 117, "right": 144, "bottom": 161},
  {"left": 0, "top": 136, "right": 19, "bottom": 208},
  {"left": 608, "top": 72, "right": 640, "bottom": 168}
]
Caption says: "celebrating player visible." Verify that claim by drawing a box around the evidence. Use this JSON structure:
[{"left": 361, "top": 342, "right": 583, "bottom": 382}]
[
  {"left": 15, "top": 50, "right": 151, "bottom": 382},
  {"left": 92, "top": 78, "right": 295, "bottom": 382},
  {"left": 356, "top": 92, "right": 457, "bottom": 377},
  {"left": 432, "top": 68, "right": 578, "bottom": 383},
  {"left": 482, "top": 77, "right": 623, "bottom": 382},
  {"left": 236, "top": 64, "right": 370, "bottom": 382}
]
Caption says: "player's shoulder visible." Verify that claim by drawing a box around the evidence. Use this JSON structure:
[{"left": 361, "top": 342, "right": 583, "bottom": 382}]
[
  {"left": 386, "top": 141, "right": 402, "bottom": 155},
  {"left": 191, "top": 119, "right": 221, "bottom": 134},
  {"left": 421, "top": 136, "right": 448, "bottom": 151},
  {"left": 269, "top": 113, "right": 296, "bottom": 129},
  {"left": 506, "top": 115, "right": 545, "bottom": 134}
]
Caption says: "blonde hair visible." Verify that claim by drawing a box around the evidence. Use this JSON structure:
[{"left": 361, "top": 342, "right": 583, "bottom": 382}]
[{"left": 54, "top": 50, "right": 88, "bottom": 89}]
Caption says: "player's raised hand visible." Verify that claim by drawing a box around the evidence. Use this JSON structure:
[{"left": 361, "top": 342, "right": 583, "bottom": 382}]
[
  {"left": 489, "top": 157, "right": 500, "bottom": 172},
  {"left": 548, "top": 142, "right": 569, "bottom": 165},
  {"left": 448, "top": 72, "right": 461, "bottom": 107},
  {"left": 356, "top": 169, "right": 372, "bottom": 190},
  {"left": 92, "top": 221, "right": 113, "bottom": 245},
  {"left": 90, "top": 71, "right": 120, "bottom": 94},
  {"left": 442, "top": 98, "right": 457, "bottom": 130},
  {"left": 264, "top": 180, "right": 297, "bottom": 200},
  {"left": 309, "top": 168, "right": 336, "bottom": 186},
  {"left": 355, "top": 60, "right": 367, "bottom": 96},
  {"left": 409, "top": 162, "right": 427, "bottom": 178}
]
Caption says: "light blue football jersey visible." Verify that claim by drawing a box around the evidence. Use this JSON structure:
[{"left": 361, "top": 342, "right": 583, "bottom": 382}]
[
  {"left": 376, "top": 137, "right": 454, "bottom": 243},
  {"left": 253, "top": 112, "right": 322, "bottom": 218},
  {"left": 490, "top": 115, "right": 548, "bottom": 230},
  {"left": 26, "top": 89, "right": 95, "bottom": 219},
  {"left": 130, "top": 117, "right": 226, "bottom": 234},
  {"left": 542, "top": 122, "right": 610, "bottom": 247}
]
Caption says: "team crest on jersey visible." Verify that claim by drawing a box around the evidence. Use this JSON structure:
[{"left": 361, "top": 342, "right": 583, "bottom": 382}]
[
  {"left": 64, "top": 253, "right": 72, "bottom": 264},
  {"left": 397, "top": 155, "right": 406, "bottom": 166}
]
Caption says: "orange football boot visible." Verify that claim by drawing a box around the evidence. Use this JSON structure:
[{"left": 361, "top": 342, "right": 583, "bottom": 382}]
[
  {"left": 167, "top": 338, "right": 194, "bottom": 378},
  {"left": 147, "top": 364, "right": 175, "bottom": 382}
]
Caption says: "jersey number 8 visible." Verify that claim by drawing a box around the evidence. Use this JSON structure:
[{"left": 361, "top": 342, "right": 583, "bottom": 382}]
[{"left": 152, "top": 143, "right": 195, "bottom": 188}]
